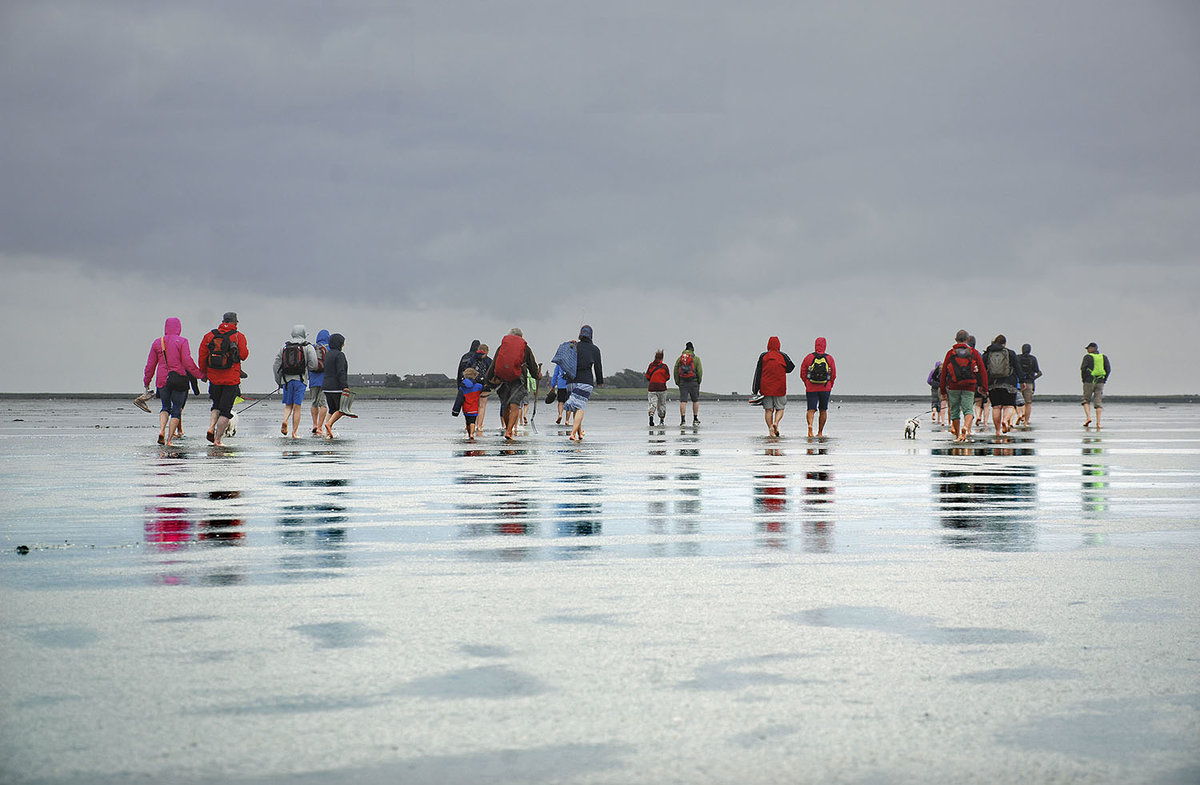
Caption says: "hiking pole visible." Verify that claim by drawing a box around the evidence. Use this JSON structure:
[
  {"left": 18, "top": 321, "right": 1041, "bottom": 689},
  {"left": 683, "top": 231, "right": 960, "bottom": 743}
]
[
  {"left": 235, "top": 386, "right": 282, "bottom": 415},
  {"left": 530, "top": 382, "right": 539, "bottom": 434}
]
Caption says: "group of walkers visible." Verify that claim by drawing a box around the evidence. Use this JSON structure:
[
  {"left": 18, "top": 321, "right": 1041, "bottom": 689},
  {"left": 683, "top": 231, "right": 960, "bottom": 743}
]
[
  {"left": 931, "top": 330, "right": 1110, "bottom": 442},
  {"left": 453, "top": 326, "right": 605, "bottom": 442},
  {"left": 144, "top": 315, "right": 1113, "bottom": 448},
  {"left": 141, "top": 313, "right": 353, "bottom": 446}
]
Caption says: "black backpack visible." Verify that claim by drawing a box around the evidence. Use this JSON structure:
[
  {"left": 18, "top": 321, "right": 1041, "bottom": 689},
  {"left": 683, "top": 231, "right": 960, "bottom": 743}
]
[
  {"left": 206, "top": 329, "right": 239, "bottom": 370},
  {"left": 281, "top": 342, "right": 307, "bottom": 375},
  {"left": 807, "top": 354, "right": 831, "bottom": 383}
]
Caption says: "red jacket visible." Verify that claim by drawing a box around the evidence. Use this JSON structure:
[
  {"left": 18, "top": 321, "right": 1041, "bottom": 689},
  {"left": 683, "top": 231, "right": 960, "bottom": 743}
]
[
  {"left": 753, "top": 337, "right": 795, "bottom": 397},
  {"left": 939, "top": 343, "right": 988, "bottom": 394},
  {"left": 645, "top": 361, "right": 670, "bottom": 391},
  {"left": 198, "top": 323, "right": 249, "bottom": 386},
  {"left": 800, "top": 337, "right": 836, "bottom": 392}
]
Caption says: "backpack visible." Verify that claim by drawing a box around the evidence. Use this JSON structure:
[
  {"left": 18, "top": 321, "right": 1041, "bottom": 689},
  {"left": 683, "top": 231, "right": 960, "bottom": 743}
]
[
  {"left": 206, "top": 329, "right": 240, "bottom": 371},
  {"left": 807, "top": 354, "right": 830, "bottom": 384},
  {"left": 281, "top": 342, "right": 307, "bottom": 375},
  {"left": 986, "top": 348, "right": 1012, "bottom": 379},
  {"left": 947, "top": 346, "right": 977, "bottom": 385},
  {"left": 551, "top": 341, "right": 578, "bottom": 382},
  {"left": 313, "top": 344, "right": 327, "bottom": 374},
  {"left": 492, "top": 334, "right": 527, "bottom": 382},
  {"left": 677, "top": 353, "right": 697, "bottom": 381}
]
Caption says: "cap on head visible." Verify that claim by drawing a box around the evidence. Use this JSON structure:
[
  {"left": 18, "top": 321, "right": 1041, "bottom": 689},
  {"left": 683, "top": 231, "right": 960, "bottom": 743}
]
[
  {"left": 1086, "top": 342, "right": 1098, "bottom": 351},
  {"left": 579, "top": 325, "right": 593, "bottom": 340},
  {"left": 685, "top": 341, "right": 694, "bottom": 351},
  {"left": 223, "top": 312, "right": 238, "bottom": 324}
]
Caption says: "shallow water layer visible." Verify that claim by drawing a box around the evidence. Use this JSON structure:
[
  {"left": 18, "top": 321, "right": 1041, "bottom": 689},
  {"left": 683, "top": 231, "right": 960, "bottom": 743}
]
[
  {"left": 2, "top": 399, "right": 1198, "bottom": 584},
  {"left": 1, "top": 400, "right": 1198, "bottom": 783}
]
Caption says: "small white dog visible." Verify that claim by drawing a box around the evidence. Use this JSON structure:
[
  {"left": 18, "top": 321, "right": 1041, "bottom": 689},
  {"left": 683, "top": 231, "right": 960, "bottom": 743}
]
[
  {"left": 904, "top": 417, "right": 920, "bottom": 439},
  {"left": 224, "top": 411, "right": 239, "bottom": 438}
]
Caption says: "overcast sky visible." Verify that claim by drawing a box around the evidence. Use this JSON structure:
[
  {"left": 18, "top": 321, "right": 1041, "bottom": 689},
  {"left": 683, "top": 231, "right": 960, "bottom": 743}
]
[{"left": 3, "top": 1, "right": 1198, "bottom": 395}]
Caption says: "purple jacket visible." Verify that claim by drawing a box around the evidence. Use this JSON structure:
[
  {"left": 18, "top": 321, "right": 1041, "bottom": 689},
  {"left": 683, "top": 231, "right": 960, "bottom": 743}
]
[{"left": 144, "top": 318, "right": 203, "bottom": 389}]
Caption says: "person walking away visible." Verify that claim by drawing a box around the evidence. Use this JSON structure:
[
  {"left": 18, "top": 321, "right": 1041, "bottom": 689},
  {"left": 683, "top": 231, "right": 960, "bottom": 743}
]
[
  {"left": 752, "top": 336, "right": 795, "bottom": 437},
  {"left": 459, "top": 368, "right": 484, "bottom": 440},
  {"left": 674, "top": 342, "right": 703, "bottom": 426},
  {"left": 273, "top": 325, "right": 319, "bottom": 439},
  {"left": 939, "top": 329, "right": 988, "bottom": 443},
  {"left": 472, "top": 344, "right": 493, "bottom": 432},
  {"left": 520, "top": 364, "right": 540, "bottom": 425},
  {"left": 144, "top": 317, "right": 203, "bottom": 446},
  {"left": 452, "top": 339, "right": 480, "bottom": 417},
  {"left": 489, "top": 328, "right": 540, "bottom": 441},
  {"left": 645, "top": 350, "right": 671, "bottom": 427},
  {"left": 199, "top": 312, "right": 249, "bottom": 446},
  {"left": 566, "top": 325, "right": 603, "bottom": 441},
  {"left": 1015, "top": 343, "right": 1043, "bottom": 426},
  {"left": 1081, "top": 342, "right": 1111, "bottom": 429},
  {"left": 309, "top": 329, "right": 330, "bottom": 435},
  {"left": 927, "top": 361, "right": 946, "bottom": 425},
  {"left": 967, "top": 334, "right": 987, "bottom": 431},
  {"left": 981, "top": 335, "right": 1023, "bottom": 437},
  {"left": 321, "top": 333, "right": 350, "bottom": 439},
  {"left": 800, "top": 337, "right": 837, "bottom": 438},
  {"left": 551, "top": 351, "right": 573, "bottom": 426}
]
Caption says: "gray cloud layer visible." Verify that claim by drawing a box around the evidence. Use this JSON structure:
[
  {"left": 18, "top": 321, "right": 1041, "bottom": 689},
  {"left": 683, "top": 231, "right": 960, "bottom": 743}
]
[{"left": 3, "top": 1, "right": 1199, "bottom": 393}]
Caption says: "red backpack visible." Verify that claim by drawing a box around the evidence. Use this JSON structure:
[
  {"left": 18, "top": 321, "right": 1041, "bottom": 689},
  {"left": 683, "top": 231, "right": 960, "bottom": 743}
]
[{"left": 492, "top": 334, "right": 527, "bottom": 382}]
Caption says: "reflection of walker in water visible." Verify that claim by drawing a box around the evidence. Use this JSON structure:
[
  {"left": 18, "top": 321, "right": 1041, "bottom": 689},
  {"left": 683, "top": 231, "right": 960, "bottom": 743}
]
[
  {"left": 754, "top": 471, "right": 788, "bottom": 549},
  {"left": 933, "top": 466, "right": 1037, "bottom": 551},
  {"left": 1082, "top": 436, "right": 1109, "bottom": 514}
]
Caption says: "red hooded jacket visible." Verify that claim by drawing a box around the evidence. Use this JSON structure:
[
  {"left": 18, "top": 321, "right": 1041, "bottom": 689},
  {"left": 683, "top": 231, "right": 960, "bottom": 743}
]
[
  {"left": 801, "top": 337, "right": 836, "bottom": 392},
  {"left": 753, "top": 337, "right": 795, "bottom": 397},
  {"left": 198, "top": 322, "right": 249, "bottom": 386}
]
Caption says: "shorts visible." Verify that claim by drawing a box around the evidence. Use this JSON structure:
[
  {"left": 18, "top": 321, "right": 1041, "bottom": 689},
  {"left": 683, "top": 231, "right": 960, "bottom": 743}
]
[
  {"left": 946, "top": 389, "right": 974, "bottom": 420},
  {"left": 209, "top": 384, "right": 240, "bottom": 419},
  {"left": 564, "top": 383, "right": 593, "bottom": 412},
  {"left": 325, "top": 390, "right": 343, "bottom": 414},
  {"left": 463, "top": 413, "right": 478, "bottom": 426},
  {"left": 495, "top": 379, "right": 527, "bottom": 411},
  {"left": 282, "top": 379, "right": 307, "bottom": 406},
  {"left": 930, "top": 387, "right": 941, "bottom": 408},
  {"left": 1082, "top": 381, "right": 1104, "bottom": 408},
  {"left": 556, "top": 388, "right": 570, "bottom": 403},
  {"left": 989, "top": 388, "right": 1017, "bottom": 407},
  {"left": 161, "top": 387, "right": 188, "bottom": 418},
  {"left": 805, "top": 390, "right": 831, "bottom": 411},
  {"left": 678, "top": 382, "right": 700, "bottom": 403},
  {"left": 310, "top": 385, "right": 326, "bottom": 408},
  {"left": 762, "top": 395, "right": 787, "bottom": 410}
]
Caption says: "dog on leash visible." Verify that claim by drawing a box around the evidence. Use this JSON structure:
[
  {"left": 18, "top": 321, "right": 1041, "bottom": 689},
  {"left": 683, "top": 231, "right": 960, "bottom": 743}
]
[
  {"left": 904, "top": 417, "right": 920, "bottom": 439},
  {"left": 224, "top": 411, "right": 239, "bottom": 438}
]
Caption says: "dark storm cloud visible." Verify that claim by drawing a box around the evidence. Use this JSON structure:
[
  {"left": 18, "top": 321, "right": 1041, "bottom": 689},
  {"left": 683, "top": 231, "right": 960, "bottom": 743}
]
[{"left": 2, "top": 0, "right": 1199, "bottom": 313}]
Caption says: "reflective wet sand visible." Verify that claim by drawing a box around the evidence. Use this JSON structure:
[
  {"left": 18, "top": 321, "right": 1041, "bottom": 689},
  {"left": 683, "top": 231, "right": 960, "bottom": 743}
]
[{"left": 2, "top": 399, "right": 1198, "bottom": 783}]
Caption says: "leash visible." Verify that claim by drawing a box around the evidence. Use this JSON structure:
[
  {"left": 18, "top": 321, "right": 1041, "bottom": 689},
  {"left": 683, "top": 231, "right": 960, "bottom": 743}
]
[{"left": 235, "top": 386, "right": 281, "bottom": 415}]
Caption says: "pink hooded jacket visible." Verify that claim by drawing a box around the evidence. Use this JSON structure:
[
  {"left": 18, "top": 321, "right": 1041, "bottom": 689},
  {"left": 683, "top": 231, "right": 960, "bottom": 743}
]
[
  {"left": 801, "top": 337, "right": 836, "bottom": 392},
  {"left": 144, "top": 318, "right": 203, "bottom": 389}
]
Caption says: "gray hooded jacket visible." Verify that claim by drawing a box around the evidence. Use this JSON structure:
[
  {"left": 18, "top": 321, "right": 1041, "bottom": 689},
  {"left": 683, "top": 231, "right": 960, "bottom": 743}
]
[{"left": 273, "top": 324, "right": 320, "bottom": 387}]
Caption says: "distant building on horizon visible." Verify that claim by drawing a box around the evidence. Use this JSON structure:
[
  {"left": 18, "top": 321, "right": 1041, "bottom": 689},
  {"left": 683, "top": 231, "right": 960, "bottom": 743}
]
[{"left": 347, "top": 373, "right": 390, "bottom": 387}]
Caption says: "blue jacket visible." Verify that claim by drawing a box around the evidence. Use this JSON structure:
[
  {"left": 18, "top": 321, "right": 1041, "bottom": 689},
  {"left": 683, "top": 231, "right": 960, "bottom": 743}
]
[
  {"left": 551, "top": 364, "right": 569, "bottom": 389},
  {"left": 310, "top": 329, "right": 330, "bottom": 387}
]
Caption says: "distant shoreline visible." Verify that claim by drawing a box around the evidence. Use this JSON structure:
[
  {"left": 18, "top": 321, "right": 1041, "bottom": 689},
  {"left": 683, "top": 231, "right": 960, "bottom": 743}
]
[{"left": 2, "top": 391, "right": 1196, "bottom": 404}]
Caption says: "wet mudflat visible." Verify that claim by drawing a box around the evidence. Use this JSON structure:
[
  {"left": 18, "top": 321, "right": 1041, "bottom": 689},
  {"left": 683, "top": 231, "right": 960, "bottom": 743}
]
[{"left": 1, "top": 399, "right": 1198, "bottom": 783}]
